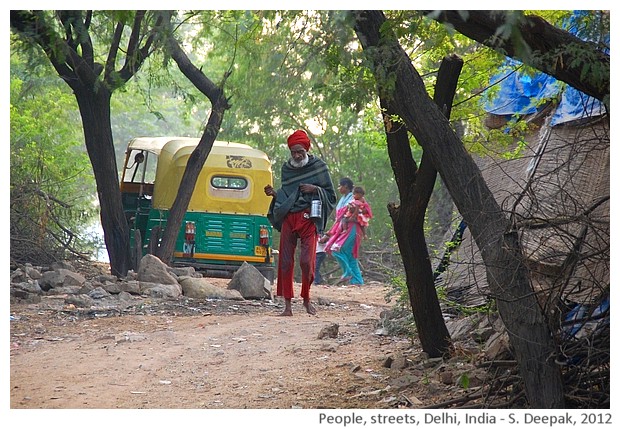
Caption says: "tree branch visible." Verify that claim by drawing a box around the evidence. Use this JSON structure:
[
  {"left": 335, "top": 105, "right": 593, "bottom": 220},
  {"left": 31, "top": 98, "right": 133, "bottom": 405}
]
[
  {"left": 117, "top": 11, "right": 166, "bottom": 85},
  {"left": 166, "top": 36, "right": 230, "bottom": 107},
  {"left": 426, "top": 11, "right": 609, "bottom": 104}
]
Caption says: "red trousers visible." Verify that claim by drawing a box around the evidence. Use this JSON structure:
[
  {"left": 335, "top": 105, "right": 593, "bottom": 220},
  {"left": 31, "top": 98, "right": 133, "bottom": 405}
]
[{"left": 276, "top": 211, "right": 318, "bottom": 300}]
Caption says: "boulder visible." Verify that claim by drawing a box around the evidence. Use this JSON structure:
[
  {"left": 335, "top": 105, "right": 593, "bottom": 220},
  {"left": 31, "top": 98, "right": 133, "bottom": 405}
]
[
  {"left": 139, "top": 281, "right": 183, "bottom": 299},
  {"left": 179, "top": 277, "right": 244, "bottom": 300},
  {"left": 39, "top": 268, "right": 86, "bottom": 291},
  {"left": 227, "top": 262, "right": 272, "bottom": 300},
  {"left": 137, "top": 254, "right": 178, "bottom": 285}
]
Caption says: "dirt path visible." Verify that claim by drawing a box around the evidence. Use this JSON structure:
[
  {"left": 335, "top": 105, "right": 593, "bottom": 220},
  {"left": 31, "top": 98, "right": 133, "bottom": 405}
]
[{"left": 10, "top": 282, "right": 417, "bottom": 410}]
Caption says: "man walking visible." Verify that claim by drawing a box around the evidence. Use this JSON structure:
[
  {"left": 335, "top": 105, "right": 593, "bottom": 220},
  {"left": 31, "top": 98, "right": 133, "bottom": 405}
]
[{"left": 264, "top": 130, "right": 336, "bottom": 316}]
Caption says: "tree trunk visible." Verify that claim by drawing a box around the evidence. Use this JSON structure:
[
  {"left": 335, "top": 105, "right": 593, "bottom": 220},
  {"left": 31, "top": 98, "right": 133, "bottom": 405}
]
[
  {"left": 74, "top": 87, "right": 131, "bottom": 277},
  {"left": 155, "top": 33, "right": 231, "bottom": 264},
  {"left": 354, "top": 10, "right": 565, "bottom": 408},
  {"left": 384, "top": 117, "right": 447, "bottom": 356},
  {"left": 10, "top": 11, "right": 170, "bottom": 278},
  {"left": 380, "top": 55, "right": 463, "bottom": 357},
  {"left": 381, "top": 53, "right": 463, "bottom": 357},
  {"left": 154, "top": 98, "right": 228, "bottom": 264}
]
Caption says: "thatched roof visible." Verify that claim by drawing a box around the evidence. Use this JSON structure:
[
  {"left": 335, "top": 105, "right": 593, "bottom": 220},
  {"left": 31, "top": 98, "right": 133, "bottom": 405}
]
[{"left": 435, "top": 117, "right": 610, "bottom": 310}]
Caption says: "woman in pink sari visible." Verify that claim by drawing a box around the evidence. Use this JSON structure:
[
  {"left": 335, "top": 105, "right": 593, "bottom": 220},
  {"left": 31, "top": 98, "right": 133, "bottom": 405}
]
[{"left": 322, "top": 182, "right": 371, "bottom": 285}]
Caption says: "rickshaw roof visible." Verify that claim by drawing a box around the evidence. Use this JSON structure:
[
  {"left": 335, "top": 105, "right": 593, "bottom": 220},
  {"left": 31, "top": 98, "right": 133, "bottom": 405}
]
[
  {"left": 151, "top": 137, "right": 273, "bottom": 213},
  {"left": 128, "top": 137, "right": 268, "bottom": 160},
  {"left": 126, "top": 137, "right": 182, "bottom": 155},
  {"left": 160, "top": 138, "right": 267, "bottom": 160}
]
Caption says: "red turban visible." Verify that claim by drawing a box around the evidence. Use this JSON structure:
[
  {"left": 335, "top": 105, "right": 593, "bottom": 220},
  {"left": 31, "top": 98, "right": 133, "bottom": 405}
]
[{"left": 287, "top": 130, "right": 311, "bottom": 151}]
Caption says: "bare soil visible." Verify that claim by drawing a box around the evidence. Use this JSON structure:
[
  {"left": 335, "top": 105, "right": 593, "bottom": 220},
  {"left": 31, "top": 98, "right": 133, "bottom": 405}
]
[{"left": 9, "top": 268, "right": 473, "bottom": 411}]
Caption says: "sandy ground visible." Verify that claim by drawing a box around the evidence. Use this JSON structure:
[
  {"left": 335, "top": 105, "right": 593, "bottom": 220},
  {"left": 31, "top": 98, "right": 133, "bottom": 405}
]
[{"left": 9, "top": 280, "right": 421, "bottom": 411}]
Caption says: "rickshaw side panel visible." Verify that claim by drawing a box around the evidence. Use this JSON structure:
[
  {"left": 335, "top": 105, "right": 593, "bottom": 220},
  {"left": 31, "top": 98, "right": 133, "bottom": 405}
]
[{"left": 143, "top": 210, "right": 274, "bottom": 281}]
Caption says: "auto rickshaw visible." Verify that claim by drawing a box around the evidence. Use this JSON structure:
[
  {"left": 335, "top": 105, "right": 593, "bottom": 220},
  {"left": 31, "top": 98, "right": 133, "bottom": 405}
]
[{"left": 120, "top": 137, "right": 275, "bottom": 281}]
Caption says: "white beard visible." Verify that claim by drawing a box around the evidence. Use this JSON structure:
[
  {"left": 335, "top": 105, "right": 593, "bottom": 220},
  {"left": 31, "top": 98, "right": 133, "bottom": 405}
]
[{"left": 289, "top": 154, "right": 309, "bottom": 168}]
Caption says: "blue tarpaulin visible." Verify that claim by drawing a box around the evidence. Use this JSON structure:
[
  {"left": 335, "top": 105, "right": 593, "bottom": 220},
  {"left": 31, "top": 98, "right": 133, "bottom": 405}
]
[
  {"left": 482, "top": 12, "right": 608, "bottom": 127},
  {"left": 484, "top": 59, "right": 561, "bottom": 116}
]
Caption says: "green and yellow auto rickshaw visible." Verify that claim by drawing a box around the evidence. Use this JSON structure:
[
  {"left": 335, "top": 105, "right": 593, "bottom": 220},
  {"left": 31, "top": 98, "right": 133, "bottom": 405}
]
[{"left": 120, "top": 136, "right": 275, "bottom": 281}]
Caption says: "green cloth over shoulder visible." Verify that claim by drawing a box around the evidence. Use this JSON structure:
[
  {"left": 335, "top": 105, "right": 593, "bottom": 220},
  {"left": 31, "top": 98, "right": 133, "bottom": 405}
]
[{"left": 267, "top": 155, "right": 336, "bottom": 232}]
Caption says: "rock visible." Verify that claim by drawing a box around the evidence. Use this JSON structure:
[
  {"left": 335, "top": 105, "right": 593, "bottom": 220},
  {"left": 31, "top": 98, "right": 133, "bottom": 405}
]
[
  {"left": 439, "top": 370, "right": 454, "bottom": 385},
  {"left": 12, "top": 266, "right": 43, "bottom": 282},
  {"left": 78, "top": 282, "right": 97, "bottom": 295},
  {"left": 65, "top": 294, "right": 95, "bottom": 308},
  {"left": 137, "top": 254, "right": 178, "bottom": 285},
  {"left": 318, "top": 323, "right": 339, "bottom": 339},
  {"left": 485, "top": 331, "right": 512, "bottom": 360},
  {"left": 46, "top": 285, "right": 83, "bottom": 295},
  {"left": 11, "top": 268, "right": 28, "bottom": 283},
  {"left": 88, "top": 287, "right": 111, "bottom": 299},
  {"left": 391, "top": 374, "right": 420, "bottom": 389},
  {"left": 39, "top": 268, "right": 86, "bottom": 291},
  {"left": 227, "top": 262, "right": 272, "bottom": 300},
  {"left": 96, "top": 274, "right": 119, "bottom": 283},
  {"left": 118, "top": 291, "right": 134, "bottom": 302},
  {"left": 386, "top": 354, "right": 409, "bottom": 370},
  {"left": 445, "top": 314, "right": 480, "bottom": 341},
  {"left": 10, "top": 291, "right": 42, "bottom": 304},
  {"left": 168, "top": 266, "right": 198, "bottom": 278},
  {"left": 139, "top": 281, "right": 183, "bottom": 299},
  {"left": 24, "top": 266, "right": 42, "bottom": 280},
  {"left": 11, "top": 281, "right": 43, "bottom": 295},
  {"left": 179, "top": 277, "right": 244, "bottom": 300},
  {"left": 50, "top": 261, "right": 76, "bottom": 271},
  {"left": 102, "top": 280, "right": 140, "bottom": 295}
]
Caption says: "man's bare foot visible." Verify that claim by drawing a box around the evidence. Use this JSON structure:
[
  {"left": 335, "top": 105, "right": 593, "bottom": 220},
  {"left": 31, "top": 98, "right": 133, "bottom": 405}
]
[
  {"left": 278, "top": 299, "right": 293, "bottom": 316},
  {"left": 303, "top": 300, "right": 317, "bottom": 315}
]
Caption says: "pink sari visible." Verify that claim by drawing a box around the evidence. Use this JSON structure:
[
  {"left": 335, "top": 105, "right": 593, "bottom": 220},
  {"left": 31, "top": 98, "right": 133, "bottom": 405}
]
[{"left": 324, "top": 205, "right": 364, "bottom": 258}]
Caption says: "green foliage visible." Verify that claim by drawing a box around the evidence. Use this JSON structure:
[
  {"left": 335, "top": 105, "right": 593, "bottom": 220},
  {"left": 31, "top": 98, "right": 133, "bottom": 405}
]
[
  {"left": 143, "top": 11, "right": 400, "bottom": 250},
  {"left": 10, "top": 51, "right": 98, "bottom": 263},
  {"left": 10, "top": 9, "right": 606, "bottom": 271},
  {"left": 457, "top": 373, "right": 470, "bottom": 389}
]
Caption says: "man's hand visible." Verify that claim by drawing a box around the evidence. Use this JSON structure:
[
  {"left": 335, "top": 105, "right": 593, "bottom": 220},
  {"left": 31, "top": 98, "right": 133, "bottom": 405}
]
[
  {"left": 264, "top": 184, "right": 277, "bottom": 197},
  {"left": 299, "top": 183, "right": 318, "bottom": 194}
]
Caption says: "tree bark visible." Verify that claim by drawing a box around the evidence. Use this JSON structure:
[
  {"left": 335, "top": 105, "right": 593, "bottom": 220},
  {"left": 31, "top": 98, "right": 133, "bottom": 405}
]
[
  {"left": 425, "top": 10, "right": 609, "bottom": 104},
  {"left": 354, "top": 10, "right": 565, "bottom": 408},
  {"left": 73, "top": 87, "right": 131, "bottom": 277},
  {"left": 380, "top": 55, "right": 463, "bottom": 357},
  {"left": 154, "top": 32, "right": 231, "bottom": 264}
]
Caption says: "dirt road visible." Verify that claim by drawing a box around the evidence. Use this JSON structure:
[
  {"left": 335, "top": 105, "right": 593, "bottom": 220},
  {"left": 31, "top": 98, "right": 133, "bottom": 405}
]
[{"left": 10, "top": 281, "right": 417, "bottom": 410}]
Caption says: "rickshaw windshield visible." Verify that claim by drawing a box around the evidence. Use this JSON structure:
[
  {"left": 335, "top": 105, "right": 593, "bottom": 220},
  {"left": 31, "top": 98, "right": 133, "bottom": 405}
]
[
  {"left": 120, "top": 137, "right": 170, "bottom": 195},
  {"left": 124, "top": 150, "right": 158, "bottom": 184}
]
